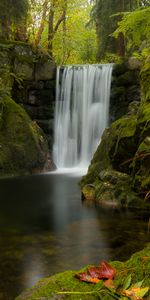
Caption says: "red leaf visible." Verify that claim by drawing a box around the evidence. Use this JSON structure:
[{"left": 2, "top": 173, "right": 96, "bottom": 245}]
[
  {"left": 75, "top": 261, "right": 116, "bottom": 284},
  {"left": 97, "top": 261, "right": 116, "bottom": 279},
  {"left": 88, "top": 267, "right": 102, "bottom": 278}
]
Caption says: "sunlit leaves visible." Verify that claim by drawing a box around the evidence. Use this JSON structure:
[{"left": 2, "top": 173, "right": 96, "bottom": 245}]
[
  {"left": 113, "top": 7, "right": 150, "bottom": 53},
  {"left": 51, "top": 0, "right": 97, "bottom": 64}
]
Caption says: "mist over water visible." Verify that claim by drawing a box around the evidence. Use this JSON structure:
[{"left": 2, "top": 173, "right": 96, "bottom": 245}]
[{"left": 53, "top": 64, "right": 113, "bottom": 169}]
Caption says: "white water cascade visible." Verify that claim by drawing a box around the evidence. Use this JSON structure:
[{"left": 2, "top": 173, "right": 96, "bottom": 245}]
[{"left": 53, "top": 64, "right": 113, "bottom": 170}]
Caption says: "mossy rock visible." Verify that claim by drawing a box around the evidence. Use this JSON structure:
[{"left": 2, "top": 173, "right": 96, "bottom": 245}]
[
  {"left": 81, "top": 113, "right": 138, "bottom": 189},
  {"left": 110, "top": 114, "right": 138, "bottom": 173},
  {"left": 115, "top": 71, "right": 139, "bottom": 87},
  {"left": 90, "top": 169, "right": 144, "bottom": 208},
  {"left": 81, "top": 98, "right": 150, "bottom": 207},
  {"left": 80, "top": 129, "right": 112, "bottom": 188},
  {"left": 82, "top": 184, "right": 95, "bottom": 201},
  {"left": 0, "top": 96, "right": 49, "bottom": 176},
  {"left": 140, "top": 61, "right": 150, "bottom": 101},
  {"left": 15, "top": 244, "right": 150, "bottom": 300},
  {"left": 133, "top": 136, "right": 150, "bottom": 193}
]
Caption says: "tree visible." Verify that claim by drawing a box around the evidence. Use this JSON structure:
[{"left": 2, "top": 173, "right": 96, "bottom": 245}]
[
  {"left": 91, "top": 0, "right": 139, "bottom": 60},
  {"left": 35, "top": 0, "right": 97, "bottom": 64},
  {"left": 0, "top": 0, "right": 29, "bottom": 40},
  {"left": 113, "top": 6, "right": 150, "bottom": 56}
]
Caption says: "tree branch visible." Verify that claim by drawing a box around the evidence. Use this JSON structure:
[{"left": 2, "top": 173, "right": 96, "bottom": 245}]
[{"left": 54, "top": 10, "right": 66, "bottom": 33}]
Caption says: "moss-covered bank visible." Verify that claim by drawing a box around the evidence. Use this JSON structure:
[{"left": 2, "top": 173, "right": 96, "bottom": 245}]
[
  {"left": 80, "top": 60, "right": 150, "bottom": 209},
  {"left": 15, "top": 244, "right": 150, "bottom": 300},
  {"left": 0, "top": 96, "right": 53, "bottom": 176}
]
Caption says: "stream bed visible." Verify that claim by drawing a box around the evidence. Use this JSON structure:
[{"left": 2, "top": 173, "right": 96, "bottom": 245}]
[{"left": 0, "top": 172, "right": 149, "bottom": 300}]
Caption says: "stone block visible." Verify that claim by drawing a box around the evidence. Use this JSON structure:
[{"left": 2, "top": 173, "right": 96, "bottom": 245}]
[{"left": 35, "top": 59, "right": 56, "bottom": 81}]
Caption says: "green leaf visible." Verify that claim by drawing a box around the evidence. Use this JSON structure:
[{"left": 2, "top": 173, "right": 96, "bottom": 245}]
[
  {"left": 123, "top": 274, "right": 132, "bottom": 290},
  {"left": 134, "top": 287, "right": 149, "bottom": 298},
  {"left": 94, "top": 280, "right": 103, "bottom": 291},
  {"left": 132, "top": 279, "right": 144, "bottom": 288}
]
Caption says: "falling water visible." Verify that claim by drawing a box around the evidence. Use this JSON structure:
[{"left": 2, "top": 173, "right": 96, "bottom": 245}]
[{"left": 53, "top": 64, "right": 113, "bottom": 169}]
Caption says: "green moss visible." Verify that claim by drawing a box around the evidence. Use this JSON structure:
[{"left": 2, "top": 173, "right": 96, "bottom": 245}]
[
  {"left": 80, "top": 129, "right": 112, "bottom": 188},
  {"left": 15, "top": 244, "right": 150, "bottom": 300},
  {"left": 0, "top": 96, "right": 48, "bottom": 176},
  {"left": 112, "top": 114, "right": 137, "bottom": 138},
  {"left": 136, "top": 103, "right": 150, "bottom": 141},
  {"left": 82, "top": 184, "right": 95, "bottom": 201}
]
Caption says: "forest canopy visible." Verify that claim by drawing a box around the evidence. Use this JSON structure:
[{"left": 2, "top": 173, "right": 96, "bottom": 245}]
[{"left": 0, "top": 0, "right": 150, "bottom": 64}]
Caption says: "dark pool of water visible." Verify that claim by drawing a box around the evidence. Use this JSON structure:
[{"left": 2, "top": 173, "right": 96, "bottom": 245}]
[{"left": 0, "top": 172, "right": 149, "bottom": 300}]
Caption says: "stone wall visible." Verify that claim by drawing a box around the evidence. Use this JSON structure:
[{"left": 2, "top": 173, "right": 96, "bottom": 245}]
[
  {"left": 11, "top": 44, "right": 56, "bottom": 150},
  {"left": 110, "top": 61, "right": 141, "bottom": 122},
  {"left": 0, "top": 42, "right": 56, "bottom": 150}
]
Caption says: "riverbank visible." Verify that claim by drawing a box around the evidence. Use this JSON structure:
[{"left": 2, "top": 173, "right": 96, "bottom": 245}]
[{"left": 16, "top": 243, "right": 150, "bottom": 300}]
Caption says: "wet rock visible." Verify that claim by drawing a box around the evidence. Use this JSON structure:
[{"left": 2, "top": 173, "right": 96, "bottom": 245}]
[{"left": 82, "top": 184, "right": 95, "bottom": 201}]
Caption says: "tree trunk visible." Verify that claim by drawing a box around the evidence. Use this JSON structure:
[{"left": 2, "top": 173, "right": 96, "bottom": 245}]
[
  {"left": 117, "top": 32, "right": 125, "bottom": 56},
  {"left": 35, "top": 0, "right": 48, "bottom": 46},
  {"left": 48, "top": 5, "right": 54, "bottom": 57},
  {"left": 62, "top": 0, "right": 67, "bottom": 64},
  {"left": 116, "top": 0, "right": 125, "bottom": 56}
]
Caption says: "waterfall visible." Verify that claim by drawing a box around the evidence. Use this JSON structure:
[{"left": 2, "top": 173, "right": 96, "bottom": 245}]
[{"left": 53, "top": 64, "right": 113, "bottom": 169}]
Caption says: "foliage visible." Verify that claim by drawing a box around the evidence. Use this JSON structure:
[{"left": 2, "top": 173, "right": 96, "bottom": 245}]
[
  {"left": 0, "top": 0, "right": 29, "bottom": 40},
  {"left": 113, "top": 7, "right": 150, "bottom": 56},
  {"left": 35, "top": 0, "right": 97, "bottom": 64},
  {"left": 91, "top": 0, "right": 139, "bottom": 60}
]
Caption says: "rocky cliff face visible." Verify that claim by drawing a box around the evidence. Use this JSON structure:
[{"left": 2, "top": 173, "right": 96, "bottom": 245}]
[{"left": 81, "top": 60, "right": 150, "bottom": 209}]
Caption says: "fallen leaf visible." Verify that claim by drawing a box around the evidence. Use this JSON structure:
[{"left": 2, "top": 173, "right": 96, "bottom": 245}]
[
  {"left": 75, "top": 272, "right": 100, "bottom": 283},
  {"left": 97, "top": 261, "right": 116, "bottom": 279},
  {"left": 88, "top": 267, "right": 102, "bottom": 278},
  {"left": 122, "top": 286, "right": 149, "bottom": 300},
  {"left": 104, "top": 279, "right": 115, "bottom": 289},
  {"left": 75, "top": 261, "right": 116, "bottom": 284}
]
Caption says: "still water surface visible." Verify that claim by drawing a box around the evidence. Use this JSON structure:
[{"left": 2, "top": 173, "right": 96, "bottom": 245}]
[{"left": 0, "top": 172, "right": 149, "bottom": 300}]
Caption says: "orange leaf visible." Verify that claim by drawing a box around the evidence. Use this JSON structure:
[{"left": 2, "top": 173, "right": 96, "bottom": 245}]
[
  {"left": 122, "top": 287, "right": 149, "bottom": 300},
  {"left": 104, "top": 279, "right": 115, "bottom": 289},
  {"left": 89, "top": 277, "right": 100, "bottom": 284}
]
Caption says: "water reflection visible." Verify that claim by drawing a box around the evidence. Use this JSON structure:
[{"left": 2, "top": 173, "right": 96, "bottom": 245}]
[{"left": 0, "top": 173, "right": 149, "bottom": 300}]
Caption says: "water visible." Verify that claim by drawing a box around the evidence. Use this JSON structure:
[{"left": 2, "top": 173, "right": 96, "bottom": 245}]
[
  {"left": 0, "top": 173, "right": 149, "bottom": 300},
  {"left": 53, "top": 64, "right": 113, "bottom": 168}
]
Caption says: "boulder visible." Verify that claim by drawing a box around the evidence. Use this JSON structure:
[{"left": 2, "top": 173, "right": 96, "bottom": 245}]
[{"left": 0, "top": 96, "right": 55, "bottom": 177}]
